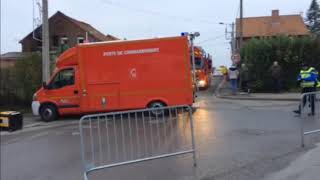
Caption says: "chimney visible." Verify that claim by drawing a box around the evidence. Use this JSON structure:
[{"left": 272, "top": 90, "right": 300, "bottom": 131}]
[
  {"left": 271, "top": 10, "right": 280, "bottom": 23},
  {"left": 271, "top": 10, "right": 280, "bottom": 34}
]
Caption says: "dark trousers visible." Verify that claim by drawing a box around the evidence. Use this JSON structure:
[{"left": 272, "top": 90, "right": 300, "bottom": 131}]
[
  {"left": 300, "top": 87, "right": 317, "bottom": 115},
  {"left": 241, "top": 81, "right": 249, "bottom": 92},
  {"left": 272, "top": 77, "right": 281, "bottom": 93}
]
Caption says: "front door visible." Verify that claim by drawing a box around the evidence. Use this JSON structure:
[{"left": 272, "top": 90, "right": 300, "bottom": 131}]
[{"left": 46, "top": 68, "right": 80, "bottom": 115}]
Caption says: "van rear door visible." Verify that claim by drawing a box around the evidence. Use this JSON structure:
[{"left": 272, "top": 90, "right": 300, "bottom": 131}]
[{"left": 78, "top": 45, "right": 121, "bottom": 112}]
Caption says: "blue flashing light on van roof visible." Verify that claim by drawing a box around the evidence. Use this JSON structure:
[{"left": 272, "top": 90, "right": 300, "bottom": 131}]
[{"left": 181, "top": 32, "right": 189, "bottom": 36}]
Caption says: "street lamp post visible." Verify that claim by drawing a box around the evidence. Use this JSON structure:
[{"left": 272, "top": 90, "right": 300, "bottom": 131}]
[
  {"left": 189, "top": 32, "right": 200, "bottom": 93},
  {"left": 182, "top": 32, "right": 200, "bottom": 94}
]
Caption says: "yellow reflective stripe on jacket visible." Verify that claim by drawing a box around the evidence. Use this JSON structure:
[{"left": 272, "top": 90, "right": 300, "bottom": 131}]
[
  {"left": 301, "top": 81, "right": 316, "bottom": 87},
  {"left": 301, "top": 73, "right": 311, "bottom": 79},
  {"left": 301, "top": 67, "right": 318, "bottom": 74}
]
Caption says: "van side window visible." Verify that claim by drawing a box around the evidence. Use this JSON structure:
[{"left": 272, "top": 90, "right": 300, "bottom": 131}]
[{"left": 49, "top": 69, "right": 75, "bottom": 89}]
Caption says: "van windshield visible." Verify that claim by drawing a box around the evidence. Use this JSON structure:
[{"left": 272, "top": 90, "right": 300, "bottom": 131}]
[
  {"left": 191, "top": 58, "right": 204, "bottom": 70},
  {"left": 49, "top": 68, "right": 75, "bottom": 89}
]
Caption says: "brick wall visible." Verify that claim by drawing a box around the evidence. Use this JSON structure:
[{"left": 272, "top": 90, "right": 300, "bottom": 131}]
[{"left": 21, "top": 15, "right": 99, "bottom": 53}]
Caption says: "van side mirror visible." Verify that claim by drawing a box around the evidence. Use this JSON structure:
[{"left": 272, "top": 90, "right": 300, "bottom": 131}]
[{"left": 42, "top": 82, "right": 48, "bottom": 89}]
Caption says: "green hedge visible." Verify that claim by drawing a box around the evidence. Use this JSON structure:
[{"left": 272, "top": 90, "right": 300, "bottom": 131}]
[
  {"left": 0, "top": 53, "right": 42, "bottom": 105},
  {"left": 241, "top": 36, "right": 320, "bottom": 92}
]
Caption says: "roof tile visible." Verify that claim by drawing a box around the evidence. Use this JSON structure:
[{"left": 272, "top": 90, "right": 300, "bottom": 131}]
[{"left": 236, "top": 14, "right": 310, "bottom": 38}]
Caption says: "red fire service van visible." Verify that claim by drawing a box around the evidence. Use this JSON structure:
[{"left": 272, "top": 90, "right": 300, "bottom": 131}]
[{"left": 32, "top": 36, "right": 194, "bottom": 121}]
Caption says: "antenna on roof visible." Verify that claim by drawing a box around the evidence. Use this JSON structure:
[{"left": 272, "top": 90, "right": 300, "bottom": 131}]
[{"left": 32, "top": 0, "right": 42, "bottom": 42}]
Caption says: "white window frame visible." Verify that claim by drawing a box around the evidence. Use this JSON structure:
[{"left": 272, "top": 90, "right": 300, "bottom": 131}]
[
  {"left": 60, "top": 37, "right": 68, "bottom": 44},
  {"left": 77, "top": 37, "right": 84, "bottom": 44}
]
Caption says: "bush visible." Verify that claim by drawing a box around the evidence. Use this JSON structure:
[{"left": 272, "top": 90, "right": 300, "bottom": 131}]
[
  {"left": 0, "top": 68, "right": 19, "bottom": 105},
  {"left": 241, "top": 36, "right": 320, "bottom": 92},
  {"left": 0, "top": 53, "right": 42, "bottom": 105}
]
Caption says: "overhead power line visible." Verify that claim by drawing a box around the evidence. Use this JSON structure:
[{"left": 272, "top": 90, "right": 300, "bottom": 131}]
[
  {"left": 200, "top": 41, "right": 230, "bottom": 46},
  {"left": 100, "top": 0, "right": 224, "bottom": 25},
  {"left": 235, "top": 1, "right": 240, "bottom": 20},
  {"left": 196, "top": 35, "right": 225, "bottom": 44}
]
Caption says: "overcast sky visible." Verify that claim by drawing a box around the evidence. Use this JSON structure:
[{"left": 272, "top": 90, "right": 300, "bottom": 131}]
[{"left": 1, "top": 0, "right": 312, "bottom": 66}]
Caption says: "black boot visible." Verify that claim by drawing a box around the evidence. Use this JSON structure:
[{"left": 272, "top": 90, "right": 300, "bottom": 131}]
[{"left": 293, "top": 110, "right": 301, "bottom": 114}]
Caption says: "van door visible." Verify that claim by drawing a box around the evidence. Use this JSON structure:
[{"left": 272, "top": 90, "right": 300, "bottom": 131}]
[
  {"left": 82, "top": 82, "right": 120, "bottom": 112},
  {"left": 46, "top": 67, "right": 80, "bottom": 114}
]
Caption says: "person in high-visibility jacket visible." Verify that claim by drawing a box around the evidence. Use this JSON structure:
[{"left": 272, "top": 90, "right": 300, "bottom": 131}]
[
  {"left": 294, "top": 63, "right": 319, "bottom": 115},
  {"left": 215, "top": 66, "right": 228, "bottom": 96}
]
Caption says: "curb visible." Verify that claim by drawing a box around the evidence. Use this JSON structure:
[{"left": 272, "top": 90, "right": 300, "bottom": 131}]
[{"left": 218, "top": 96, "right": 300, "bottom": 101}]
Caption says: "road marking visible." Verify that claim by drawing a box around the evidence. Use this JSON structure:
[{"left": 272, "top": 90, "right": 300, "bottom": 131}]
[
  {"left": 24, "top": 122, "right": 43, "bottom": 128},
  {"left": 26, "top": 131, "right": 49, "bottom": 141},
  {"left": 72, "top": 132, "right": 80, "bottom": 136},
  {"left": 0, "top": 121, "right": 79, "bottom": 136}
]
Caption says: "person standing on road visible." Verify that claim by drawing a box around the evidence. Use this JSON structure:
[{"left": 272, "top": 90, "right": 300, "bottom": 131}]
[
  {"left": 215, "top": 66, "right": 228, "bottom": 96},
  {"left": 240, "top": 63, "right": 250, "bottom": 93},
  {"left": 228, "top": 65, "right": 239, "bottom": 95},
  {"left": 269, "top": 61, "right": 282, "bottom": 93},
  {"left": 294, "top": 63, "right": 319, "bottom": 115}
]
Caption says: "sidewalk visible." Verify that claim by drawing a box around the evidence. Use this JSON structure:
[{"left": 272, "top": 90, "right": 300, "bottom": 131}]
[
  {"left": 23, "top": 113, "right": 42, "bottom": 127},
  {"left": 218, "top": 93, "right": 300, "bottom": 101},
  {"left": 263, "top": 143, "right": 320, "bottom": 180}
]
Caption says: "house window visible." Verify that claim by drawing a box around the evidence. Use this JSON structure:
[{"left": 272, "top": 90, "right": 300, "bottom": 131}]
[
  {"left": 58, "top": 36, "right": 69, "bottom": 54},
  {"left": 52, "top": 35, "right": 59, "bottom": 47},
  {"left": 60, "top": 37, "right": 68, "bottom": 45},
  {"left": 36, "top": 40, "right": 42, "bottom": 51},
  {"left": 77, "top": 36, "right": 84, "bottom": 44}
]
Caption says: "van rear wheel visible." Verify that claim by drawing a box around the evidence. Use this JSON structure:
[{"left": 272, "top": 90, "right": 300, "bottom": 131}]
[
  {"left": 40, "top": 104, "right": 58, "bottom": 122},
  {"left": 148, "top": 101, "right": 166, "bottom": 116}
]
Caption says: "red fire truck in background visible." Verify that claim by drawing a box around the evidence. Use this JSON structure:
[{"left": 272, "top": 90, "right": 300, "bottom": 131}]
[{"left": 193, "top": 46, "right": 212, "bottom": 89}]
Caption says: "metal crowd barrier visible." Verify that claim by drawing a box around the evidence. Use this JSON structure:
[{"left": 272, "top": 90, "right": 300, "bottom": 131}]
[
  {"left": 300, "top": 91, "right": 320, "bottom": 147},
  {"left": 79, "top": 105, "right": 197, "bottom": 180}
]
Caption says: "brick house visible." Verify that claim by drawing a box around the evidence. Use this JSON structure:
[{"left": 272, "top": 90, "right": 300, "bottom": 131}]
[
  {"left": 19, "top": 11, "right": 118, "bottom": 53},
  {"left": 235, "top": 10, "right": 310, "bottom": 50}
]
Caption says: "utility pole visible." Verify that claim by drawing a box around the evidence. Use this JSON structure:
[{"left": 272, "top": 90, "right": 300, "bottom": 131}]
[
  {"left": 239, "top": 0, "right": 243, "bottom": 53},
  {"left": 231, "top": 22, "right": 235, "bottom": 54},
  {"left": 42, "top": 0, "right": 50, "bottom": 82},
  {"left": 220, "top": 22, "right": 236, "bottom": 55}
]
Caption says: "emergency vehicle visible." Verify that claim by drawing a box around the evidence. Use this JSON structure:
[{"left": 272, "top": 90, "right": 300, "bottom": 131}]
[
  {"left": 193, "top": 46, "right": 212, "bottom": 89},
  {"left": 32, "top": 36, "right": 194, "bottom": 121}
]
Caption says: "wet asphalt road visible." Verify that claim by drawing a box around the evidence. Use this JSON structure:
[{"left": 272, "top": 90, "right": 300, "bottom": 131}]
[{"left": 1, "top": 90, "right": 320, "bottom": 180}]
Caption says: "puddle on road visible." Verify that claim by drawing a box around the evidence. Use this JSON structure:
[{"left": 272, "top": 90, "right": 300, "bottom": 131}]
[
  {"left": 237, "top": 129, "right": 266, "bottom": 136},
  {"left": 233, "top": 129, "right": 295, "bottom": 136}
]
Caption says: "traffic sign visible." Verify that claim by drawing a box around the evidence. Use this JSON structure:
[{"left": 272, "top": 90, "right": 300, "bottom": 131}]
[{"left": 231, "top": 53, "right": 241, "bottom": 64}]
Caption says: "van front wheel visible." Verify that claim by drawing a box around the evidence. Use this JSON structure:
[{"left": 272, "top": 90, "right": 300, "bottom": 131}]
[
  {"left": 148, "top": 101, "right": 166, "bottom": 116},
  {"left": 40, "top": 104, "right": 58, "bottom": 122}
]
